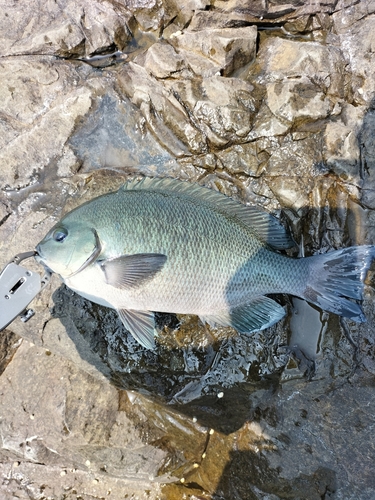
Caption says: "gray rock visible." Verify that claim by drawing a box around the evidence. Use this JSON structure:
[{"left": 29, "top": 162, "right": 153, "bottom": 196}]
[
  {"left": 162, "top": 0, "right": 211, "bottom": 38},
  {"left": 171, "top": 75, "right": 260, "bottom": 147},
  {"left": 0, "top": 58, "right": 93, "bottom": 188},
  {"left": 0, "top": 340, "right": 168, "bottom": 499},
  {"left": 117, "top": 62, "right": 207, "bottom": 155},
  {"left": 266, "top": 77, "right": 332, "bottom": 125},
  {"left": 323, "top": 104, "right": 365, "bottom": 185},
  {"left": 127, "top": 0, "right": 165, "bottom": 32},
  {"left": 173, "top": 47, "right": 222, "bottom": 77},
  {"left": 332, "top": 0, "right": 375, "bottom": 32},
  {"left": 68, "top": 92, "right": 179, "bottom": 175},
  {"left": 333, "top": 10, "right": 375, "bottom": 104},
  {"left": 216, "top": 143, "right": 270, "bottom": 177},
  {"left": 170, "top": 26, "right": 257, "bottom": 76},
  {"left": 257, "top": 36, "right": 346, "bottom": 98},
  {"left": 188, "top": 0, "right": 338, "bottom": 31},
  {"left": 0, "top": 0, "right": 132, "bottom": 57},
  {"left": 144, "top": 41, "right": 186, "bottom": 78}
]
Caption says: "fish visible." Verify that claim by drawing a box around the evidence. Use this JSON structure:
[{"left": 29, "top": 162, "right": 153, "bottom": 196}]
[{"left": 35, "top": 177, "right": 375, "bottom": 349}]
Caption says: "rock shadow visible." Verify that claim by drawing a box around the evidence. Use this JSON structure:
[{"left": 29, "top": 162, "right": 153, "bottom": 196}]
[{"left": 212, "top": 449, "right": 336, "bottom": 500}]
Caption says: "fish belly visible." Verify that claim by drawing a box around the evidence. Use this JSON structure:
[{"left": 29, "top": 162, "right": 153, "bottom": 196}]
[{"left": 65, "top": 246, "right": 303, "bottom": 316}]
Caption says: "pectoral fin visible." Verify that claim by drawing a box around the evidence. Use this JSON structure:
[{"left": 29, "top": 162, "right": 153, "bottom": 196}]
[
  {"left": 200, "top": 296, "right": 285, "bottom": 333},
  {"left": 101, "top": 253, "right": 167, "bottom": 289},
  {"left": 117, "top": 309, "right": 157, "bottom": 350}
]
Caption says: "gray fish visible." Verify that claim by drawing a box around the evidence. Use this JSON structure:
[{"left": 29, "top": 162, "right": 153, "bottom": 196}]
[{"left": 35, "top": 177, "right": 374, "bottom": 349}]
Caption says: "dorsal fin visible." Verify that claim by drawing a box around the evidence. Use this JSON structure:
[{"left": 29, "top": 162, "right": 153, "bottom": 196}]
[{"left": 120, "top": 177, "right": 295, "bottom": 250}]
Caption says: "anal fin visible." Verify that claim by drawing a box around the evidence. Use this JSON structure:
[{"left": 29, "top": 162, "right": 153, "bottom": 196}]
[{"left": 200, "top": 296, "right": 285, "bottom": 334}]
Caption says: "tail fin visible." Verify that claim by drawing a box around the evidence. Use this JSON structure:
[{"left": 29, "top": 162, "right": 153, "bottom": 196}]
[{"left": 303, "top": 246, "right": 375, "bottom": 322}]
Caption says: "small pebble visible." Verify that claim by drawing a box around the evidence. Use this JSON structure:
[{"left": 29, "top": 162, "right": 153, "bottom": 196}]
[
  {"left": 217, "top": 391, "right": 224, "bottom": 398},
  {"left": 209, "top": 429, "right": 214, "bottom": 435}
]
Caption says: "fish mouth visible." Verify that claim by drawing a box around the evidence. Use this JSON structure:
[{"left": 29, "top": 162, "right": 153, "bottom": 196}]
[
  {"left": 65, "top": 229, "right": 102, "bottom": 278},
  {"left": 34, "top": 246, "right": 54, "bottom": 274},
  {"left": 34, "top": 245, "right": 45, "bottom": 266}
]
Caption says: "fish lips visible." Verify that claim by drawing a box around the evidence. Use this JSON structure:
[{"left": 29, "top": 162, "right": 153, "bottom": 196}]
[
  {"left": 34, "top": 244, "right": 44, "bottom": 265},
  {"left": 34, "top": 246, "right": 54, "bottom": 274}
]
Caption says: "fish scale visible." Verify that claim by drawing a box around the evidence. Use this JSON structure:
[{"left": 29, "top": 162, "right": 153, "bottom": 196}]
[{"left": 35, "top": 177, "right": 375, "bottom": 349}]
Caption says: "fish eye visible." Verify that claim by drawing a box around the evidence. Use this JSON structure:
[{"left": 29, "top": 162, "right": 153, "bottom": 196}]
[{"left": 52, "top": 227, "right": 68, "bottom": 243}]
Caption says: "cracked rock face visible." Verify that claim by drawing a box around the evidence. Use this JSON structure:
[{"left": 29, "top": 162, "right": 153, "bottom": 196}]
[{"left": 1, "top": 1, "right": 375, "bottom": 499}]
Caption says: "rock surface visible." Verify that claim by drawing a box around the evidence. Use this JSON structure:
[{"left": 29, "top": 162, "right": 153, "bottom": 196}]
[{"left": 1, "top": 0, "right": 375, "bottom": 499}]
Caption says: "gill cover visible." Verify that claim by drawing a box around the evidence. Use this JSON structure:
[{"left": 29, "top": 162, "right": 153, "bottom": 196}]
[{"left": 36, "top": 221, "right": 101, "bottom": 278}]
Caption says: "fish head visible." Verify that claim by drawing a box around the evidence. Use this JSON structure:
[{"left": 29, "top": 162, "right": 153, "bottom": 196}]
[{"left": 36, "top": 219, "right": 101, "bottom": 278}]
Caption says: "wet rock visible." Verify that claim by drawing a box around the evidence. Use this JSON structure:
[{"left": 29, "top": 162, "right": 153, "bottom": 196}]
[
  {"left": 249, "top": 102, "right": 291, "bottom": 139},
  {"left": 359, "top": 108, "right": 375, "bottom": 209},
  {"left": 162, "top": 370, "right": 375, "bottom": 499},
  {"left": 0, "top": 340, "right": 167, "bottom": 499},
  {"left": 251, "top": 133, "right": 323, "bottom": 211}
]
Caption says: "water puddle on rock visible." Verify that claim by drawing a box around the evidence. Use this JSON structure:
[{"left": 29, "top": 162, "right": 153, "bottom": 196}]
[{"left": 289, "top": 298, "right": 328, "bottom": 361}]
